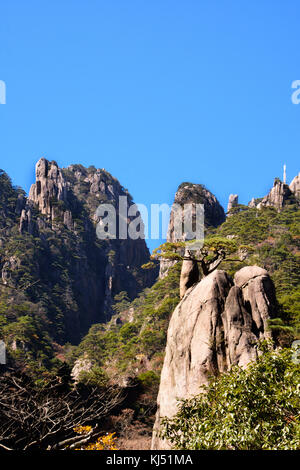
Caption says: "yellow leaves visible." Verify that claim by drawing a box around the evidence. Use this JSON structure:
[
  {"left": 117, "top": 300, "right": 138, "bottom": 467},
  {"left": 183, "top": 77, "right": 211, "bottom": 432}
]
[
  {"left": 84, "top": 433, "right": 118, "bottom": 451},
  {"left": 73, "top": 427, "right": 118, "bottom": 450},
  {"left": 73, "top": 425, "right": 92, "bottom": 435}
]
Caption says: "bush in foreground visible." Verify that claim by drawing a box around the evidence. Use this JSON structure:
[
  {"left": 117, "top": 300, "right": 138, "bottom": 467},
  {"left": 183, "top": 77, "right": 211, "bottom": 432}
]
[{"left": 160, "top": 342, "right": 300, "bottom": 450}]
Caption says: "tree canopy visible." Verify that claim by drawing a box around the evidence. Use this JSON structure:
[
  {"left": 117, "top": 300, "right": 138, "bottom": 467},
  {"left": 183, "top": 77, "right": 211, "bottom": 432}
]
[{"left": 151, "top": 236, "right": 237, "bottom": 276}]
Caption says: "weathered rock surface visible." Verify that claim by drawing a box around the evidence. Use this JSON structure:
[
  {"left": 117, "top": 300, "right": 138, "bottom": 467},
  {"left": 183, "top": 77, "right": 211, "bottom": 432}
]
[
  {"left": 1, "top": 158, "right": 157, "bottom": 343},
  {"left": 168, "top": 183, "right": 225, "bottom": 241},
  {"left": 179, "top": 251, "right": 199, "bottom": 299},
  {"left": 248, "top": 173, "right": 299, "bottom": 210},
  {"left": 159, "top": 182, "right": 225, "bottom": 278},
  {"left": 290, "top": 172, "right": 300, "bottom": 200},
  {"left": 29, "top": 158, "right": 67, "bottom": 220},
  {"left": 227, "top": 194, "right": 238, "bottom": 214},
  {"left": 71, "top": 353, "right": 93, "bottom": 382},
  {"left": 152, "top": 265, "right": 276, "bottom": 449},
  {"left": 256, "top": 178, "right": 294, "bottom": 211}
]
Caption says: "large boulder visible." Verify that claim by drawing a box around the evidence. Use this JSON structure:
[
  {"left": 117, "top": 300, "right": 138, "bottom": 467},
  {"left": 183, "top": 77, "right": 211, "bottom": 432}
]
[
  {"left": 152, "top": 266, "right": 276, "bottom": 450},
  {"left": 159, "top": 182, "right": 225, "bottom": 279},
  {"left": 234, "top": 266, "right": 275, "bottom": 340}
]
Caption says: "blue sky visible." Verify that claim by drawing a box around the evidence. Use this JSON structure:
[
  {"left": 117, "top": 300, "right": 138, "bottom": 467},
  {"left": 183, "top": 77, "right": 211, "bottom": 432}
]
[{"left": 0, "top": 0, "right": 299, "bottom": 251}]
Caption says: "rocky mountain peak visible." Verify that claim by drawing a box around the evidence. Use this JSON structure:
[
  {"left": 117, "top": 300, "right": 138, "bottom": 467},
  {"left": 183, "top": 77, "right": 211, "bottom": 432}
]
[
  {"left": 169, "top": 182, "right": 225, "bottom": 235},
  {"left": 159, "top": 182, "right": 225, "bottom": 279},
  {"left": 257, "top": 178, "right": 294, "bottom": 211},
  {"left": 2, "top": 158, "right": 157, "bottom": 343},
  {"left": 248, "top": 175, "right": 299, "bottom": 211},
  {"left": 290, "top": 172, "right": 300, "bottom": 200},
  {"left": 227, "top": 194, "right": 238, "bottom": 214},
  {"left": 29, "top": 158, "right": 67, "bottom": 218}
]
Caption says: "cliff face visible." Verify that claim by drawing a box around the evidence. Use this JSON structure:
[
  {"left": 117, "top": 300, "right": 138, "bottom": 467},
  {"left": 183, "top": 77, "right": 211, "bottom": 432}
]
[
  {"left": 257, "top": 178, "right": 295, "bottom": 210},
  {"left": 152, "top": 266, "right": 275, "bottom": 450},
  {"left": 227, "top": 194, "right": 238, "bottom": 214},
  {"left": 0, "top": 159, "right": 157, "bottom": 344},
  {"left": 290, "top": 173, "right": 300, "bottom": 200},
  {"left": 168, "top": 182, "right": 225, "bottom": 240},
  {"left": 29, "top": 158, "right": 67, "bottom": 219},
  {"left": 159, "top": 183, "right": 225, "bottom": 278},
  {"left": 247, "top": 175, "right": 300, "bottom": 211}
]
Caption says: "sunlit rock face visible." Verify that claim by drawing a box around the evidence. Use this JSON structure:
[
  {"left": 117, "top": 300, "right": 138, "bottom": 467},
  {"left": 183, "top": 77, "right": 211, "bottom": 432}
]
[
  {"left": 290, "top": 172, "right": 300, "bottom": 201},
  {"left": 152, "top": 266, "right": 275, "bottom": 450}
]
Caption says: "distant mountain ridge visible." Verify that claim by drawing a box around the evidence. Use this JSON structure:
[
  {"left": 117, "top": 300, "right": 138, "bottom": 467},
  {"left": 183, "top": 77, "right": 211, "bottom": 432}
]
[{"left": 0, "top": 158, "right": 157, "bottom": 351}]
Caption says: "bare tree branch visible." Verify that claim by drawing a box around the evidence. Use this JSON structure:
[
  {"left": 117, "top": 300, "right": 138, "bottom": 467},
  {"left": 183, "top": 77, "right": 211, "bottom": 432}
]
[{"left": 0, "top": 370, "right": 124, "bottom": 450}]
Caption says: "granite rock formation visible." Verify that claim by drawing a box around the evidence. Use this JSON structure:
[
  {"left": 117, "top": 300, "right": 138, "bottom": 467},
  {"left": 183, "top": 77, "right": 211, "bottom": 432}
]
[
  {"left": 29, "top": 158, "right": 67, "bottom": 220},
  {"left": 227, "top": 194, "right": 238, "bottom": 214},
  {"left": 152, "top": 265, "right": 275, "bottom": 449},
  {"left": 1, "top": 158, "right": 157, "bottom": 343},
  {"left": 159, "top": 183, "right": 225, "bottom": 278},
  {"left": 257, "top": 178, "right": 294, "bottom": 211},
  {"left": 248, "top": 176, "right": 300, "bottom": 211},
  {"left": 289, "top": 172, "right": 300, "bottom": 200}
]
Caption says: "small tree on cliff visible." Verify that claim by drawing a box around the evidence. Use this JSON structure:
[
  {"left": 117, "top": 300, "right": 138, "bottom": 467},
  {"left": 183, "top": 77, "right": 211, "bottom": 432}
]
[{"left": 151, "top": 236, "right": 237, "bottom": 277}]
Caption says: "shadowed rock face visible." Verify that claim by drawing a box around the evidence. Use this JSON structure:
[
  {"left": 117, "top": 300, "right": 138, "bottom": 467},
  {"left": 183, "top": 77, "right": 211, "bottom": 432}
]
[
  {"left": 152, "top": 266, "right": 275, "bottom": 450},
  {"left": 159, "top": 183, "right": 225, "bottom": 279},
  {"left": 2, "top": 158, "right": 157, "bottom": 344},
  {"left": 168, "top": 183, "right": 226, "bottom": 239},
  {"left": 179, "top": 255, "right": 199, "bottom": 299}
]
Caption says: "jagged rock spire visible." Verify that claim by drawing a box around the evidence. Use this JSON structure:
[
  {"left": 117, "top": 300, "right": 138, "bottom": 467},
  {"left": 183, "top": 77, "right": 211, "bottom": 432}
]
[
  {"left": 29, "top": 158, "right": 68, "bottom": 219},
  {"left": 227, "top": 194, "right": 238, "bottom": 214},
  {"left": 290, "top": 172, "right": 300, "bottom": 200},
  {"left": 257, "top": 178, "right": 294, "bottom": 211}
]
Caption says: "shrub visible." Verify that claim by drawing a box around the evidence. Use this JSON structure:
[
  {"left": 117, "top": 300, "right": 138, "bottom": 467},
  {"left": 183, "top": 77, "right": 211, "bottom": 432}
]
[{"left": 160, "top": 343, "right": 300, "bottom": 450}]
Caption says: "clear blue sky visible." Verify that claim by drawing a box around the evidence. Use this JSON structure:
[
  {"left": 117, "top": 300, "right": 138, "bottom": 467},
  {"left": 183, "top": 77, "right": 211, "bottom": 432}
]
[{"left": 0, "top": 0, "right": 299, "bottom": 251}]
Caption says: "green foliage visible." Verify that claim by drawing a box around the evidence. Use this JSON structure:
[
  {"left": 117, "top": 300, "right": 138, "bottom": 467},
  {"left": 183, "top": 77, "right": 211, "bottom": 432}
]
[
  {"left": 141, "top": 261, "right": 156, "bottom": 270},
  {"left": 112, "top": 291, "right": 130, "bottom": 314},
  {"left": 217, "top": 204, "right": 300, "bottom": 336},
  {"left": 119, "top": 322, "right": 139, "bottom": 341},
  {"left": 218, "top": 205, "right": 300, "bottom": 244},
  {"left": 137, "top": 370, "right": 160, "bottom": 389},
  {"left": 160, "top": 343, "right": 300, "bottom": 450},
  {"left": 72, "top": 262, "right": 181, "bottom": 380},
  {"left": 277, "top": 290, "right": 300, "bottom": 337},
  {"left": 152, "top": 237, "right": 237, "bottom": 264},
  {"left": 0, "top": 291, "right": 59, "bottom": 376},
  {"left": 78, "top": 366, "right": 109, "bottom": 387}
]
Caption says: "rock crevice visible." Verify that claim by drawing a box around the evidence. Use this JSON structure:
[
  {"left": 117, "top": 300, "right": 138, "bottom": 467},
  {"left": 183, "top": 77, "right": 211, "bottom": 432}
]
[{"left": 151, "top": 265, "right": 275, "bottom": 450}]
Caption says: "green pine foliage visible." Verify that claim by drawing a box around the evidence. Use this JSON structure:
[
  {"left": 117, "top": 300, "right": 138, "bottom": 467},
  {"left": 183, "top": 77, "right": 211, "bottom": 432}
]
[
  {"left": 217, "top": 204, "right": 300, "bottom": 337},
  {"left": 160, "top": 342, "right": 300, "bottom": 450},
  {"left": 70, "top": 262, "right": 181, "bottom": 383}
]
